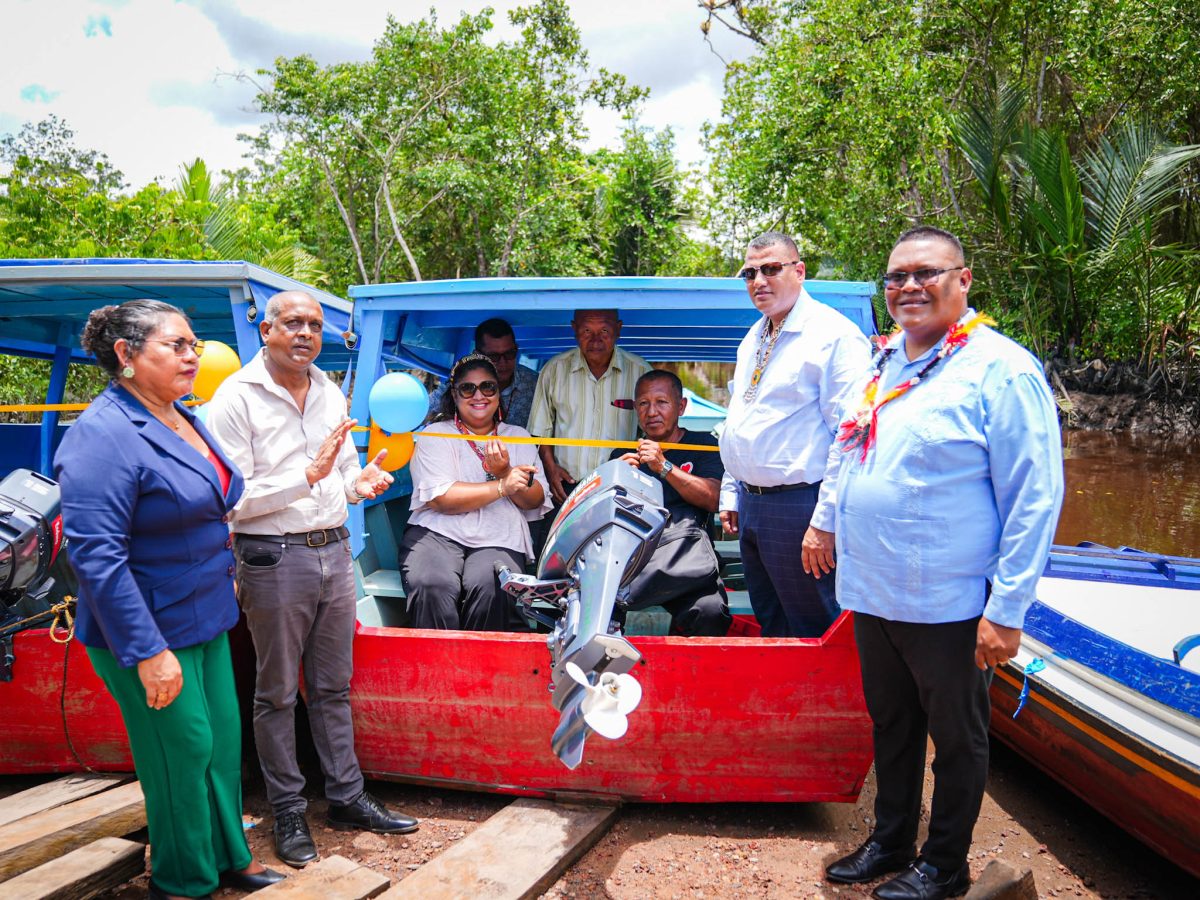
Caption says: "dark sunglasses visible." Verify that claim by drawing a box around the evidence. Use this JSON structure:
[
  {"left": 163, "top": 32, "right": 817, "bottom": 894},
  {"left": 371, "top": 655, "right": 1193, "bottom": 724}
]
[
  {"left": 482, "top": 349, "right": 518, "bottom": 363},
  {"left": 738, "top": 261, "right": 800, "bottom": 281},
  {"left": 882, "top": 267, "right": 964, "bottom": 290},
  {"left": 455, "top": 380, "right": 499, "bottom": 399}
]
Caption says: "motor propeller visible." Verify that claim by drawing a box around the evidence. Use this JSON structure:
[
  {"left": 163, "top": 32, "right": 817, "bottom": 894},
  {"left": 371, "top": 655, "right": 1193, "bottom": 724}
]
[{"left": 564, "top": 661, "right": 643, "bottom": 740}]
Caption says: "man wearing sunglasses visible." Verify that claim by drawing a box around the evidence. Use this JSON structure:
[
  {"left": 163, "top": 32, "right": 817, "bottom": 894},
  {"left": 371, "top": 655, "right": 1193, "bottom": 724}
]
[
  {"left": 206, "top": 291, "right": 419, "bottom": 869},
  {"left": 718, "top": 231, "right": 871, "bottom": 638},
  {"left": 824, "top": 227, "right": 1062, "bottom": 899},
  {"left": 427, "top": 318, "right": 540, "bottom": 429}
]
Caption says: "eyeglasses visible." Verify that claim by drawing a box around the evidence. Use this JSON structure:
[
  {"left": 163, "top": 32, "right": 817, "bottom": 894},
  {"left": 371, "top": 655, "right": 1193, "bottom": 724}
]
[
  {"left": 150, "top": 338, "right": 206, "bottom": 357},
  {"left": 482, "top": 349, "right": 518, "bottom": 363},
  {"left": 882, "top": 267, "right": 964, "bottom": 290},
  {"left": 455, "top": 380, "right": 499, "bottom": 399},
  {"left": 738, "top": 261, "right": 800, "bottom": 281}
]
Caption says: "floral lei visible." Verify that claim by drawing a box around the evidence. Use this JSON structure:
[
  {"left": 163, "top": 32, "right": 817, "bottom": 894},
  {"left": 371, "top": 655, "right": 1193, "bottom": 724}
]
[{"left": 837, "top": 313, "right": 996, "bottom": 461}]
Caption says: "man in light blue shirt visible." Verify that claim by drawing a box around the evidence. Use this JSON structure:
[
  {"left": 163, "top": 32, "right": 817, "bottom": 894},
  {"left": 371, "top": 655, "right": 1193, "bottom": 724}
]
[
  {"left": 824, "top": 227, "right": 1063, "bottom": 900},
  {"left": 718, "top": 231, "right": 870, "bottom": 636}
]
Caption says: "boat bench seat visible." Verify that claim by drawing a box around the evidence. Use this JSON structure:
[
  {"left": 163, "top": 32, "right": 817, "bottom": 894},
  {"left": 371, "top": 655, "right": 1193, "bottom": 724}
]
[{"left": 355, "top": 499, "right": 755, "bottom": 635}]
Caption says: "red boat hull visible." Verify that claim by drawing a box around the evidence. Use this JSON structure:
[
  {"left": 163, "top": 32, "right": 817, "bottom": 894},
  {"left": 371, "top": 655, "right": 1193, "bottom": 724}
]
[
  {"left": 1, "top": 613, "right": 873, "bottom": 804},
  {"left": 990, "top": 663, "right": 1200, "bottom": 879},
  {"left": 350, "top": 611, "right": 872, "bottom": 802}
]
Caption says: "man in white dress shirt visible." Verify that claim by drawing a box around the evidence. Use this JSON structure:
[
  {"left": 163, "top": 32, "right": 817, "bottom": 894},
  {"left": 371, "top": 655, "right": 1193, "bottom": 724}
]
[
  {"left": 206, "top": 291, "right": 418, "bottom": 868},
  {"left": 718, "top": 232, "right": 871, "bottom": 636}
]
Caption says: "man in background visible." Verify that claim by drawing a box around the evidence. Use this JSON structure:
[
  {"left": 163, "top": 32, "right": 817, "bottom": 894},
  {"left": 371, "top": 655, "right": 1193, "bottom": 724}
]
[
  {"left": 428, "top": 318, "right": 539, "bottom": 429},
  {"left": 527, "top": 309, "right": 650, "bottom": 503}
]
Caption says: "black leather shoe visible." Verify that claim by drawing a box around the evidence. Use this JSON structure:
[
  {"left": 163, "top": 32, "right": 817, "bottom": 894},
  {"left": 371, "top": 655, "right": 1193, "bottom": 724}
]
[
  {"left": 826, "top": 840, "right": 916, "bottom": 884},
  {"left": 872, "top": 859, "right": 971, "bottom": 900},
  {"left": 273, "top": 810, "right": 318, "bottom": 868},
  {"left": 218, "top": 867, "right": 287, "bottom": 892},
  {"left": 148, "top": 882, "right": 210, "bottom": 900},
  {"left": 327, "top": 790, "right": 419, "bottom": 834}
]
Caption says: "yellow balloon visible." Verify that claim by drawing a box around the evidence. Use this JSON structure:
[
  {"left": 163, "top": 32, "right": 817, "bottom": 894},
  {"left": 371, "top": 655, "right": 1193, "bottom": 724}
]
[
  {"left": 192, "top": 340, "right": 241, "bottom": 401},
  {"left": 368, "top": 422, "right": 415, "bottom": 472}
]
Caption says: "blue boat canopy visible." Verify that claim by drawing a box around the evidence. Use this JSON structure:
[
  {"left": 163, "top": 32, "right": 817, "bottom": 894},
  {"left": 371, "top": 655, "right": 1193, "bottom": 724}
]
[
  {"left": 0, "top": 259, "right": 354, "bottom": 368},
  {"left": 349, "top": 276, "right": 878, "bottom": 376}
]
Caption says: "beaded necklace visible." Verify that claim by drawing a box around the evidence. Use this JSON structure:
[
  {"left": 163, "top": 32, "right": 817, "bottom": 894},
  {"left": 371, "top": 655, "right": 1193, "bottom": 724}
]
[
  {"left": 837, "top": 313, "right": 995, "bottom": 461},
  {"left": 743, "top": 316, "right": 784, "bottom": 403},
  {"left": 454, "top": 414, "right": 498, "bottom": 480}
]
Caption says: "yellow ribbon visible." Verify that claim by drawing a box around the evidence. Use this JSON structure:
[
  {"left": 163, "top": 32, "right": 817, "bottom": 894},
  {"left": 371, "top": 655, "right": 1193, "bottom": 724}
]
[
  {"left": 0, "top": 400, "right": 205, "bottom": 413},
  {"left": 413, "top": 431, "right": 720, "bottom": 452},
  {"left": 1, "top": 403, "right": 720, "bottom": 452}
]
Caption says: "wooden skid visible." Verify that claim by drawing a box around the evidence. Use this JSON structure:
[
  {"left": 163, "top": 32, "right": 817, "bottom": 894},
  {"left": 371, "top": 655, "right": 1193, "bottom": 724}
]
[
  {"left": 381, "top": 799, "right": 620, "bottom": 900},
  {"left": 0, "top": 774, "right": 131, "bottom": 828},
  {"left": 2, "top": 837, "right": 145, "bottom": 900},
  {"left": 257, "top": 855, "right": 390, "bottom": 900},
  {"left": 0, "top": 780, "right": 146, "bottom": 883}
]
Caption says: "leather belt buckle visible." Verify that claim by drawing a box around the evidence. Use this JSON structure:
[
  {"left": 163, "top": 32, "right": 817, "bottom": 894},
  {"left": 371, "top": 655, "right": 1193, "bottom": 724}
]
[{"left": 306, "top": 530, "right": 329, "bottom": 547}]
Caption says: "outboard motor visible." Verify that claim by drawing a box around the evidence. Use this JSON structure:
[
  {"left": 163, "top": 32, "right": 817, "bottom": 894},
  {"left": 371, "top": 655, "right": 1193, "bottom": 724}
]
[
  {"left": 1, "top": 469, "right": 66, "bottom": 681},
  {"left": 499, "top": 459, "right": 668, "bottom": 768}
]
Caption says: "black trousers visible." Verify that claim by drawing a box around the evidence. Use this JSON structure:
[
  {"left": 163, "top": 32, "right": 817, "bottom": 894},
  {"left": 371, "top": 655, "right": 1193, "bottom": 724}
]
[
  {"left": 853, "top": 612, "right": 992, "bottom": 872},
  {"left": 398, "top": 525, "right": 528, "bottom": 632}
]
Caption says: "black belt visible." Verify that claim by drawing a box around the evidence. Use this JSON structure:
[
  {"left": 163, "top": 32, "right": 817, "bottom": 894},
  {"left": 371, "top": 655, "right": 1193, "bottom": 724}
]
[
  {"left": 237, "top": 526, "right": 349, "bottom": 547},
  {"left": 740, "top": 481, "right": 814, "bottom": 495}
]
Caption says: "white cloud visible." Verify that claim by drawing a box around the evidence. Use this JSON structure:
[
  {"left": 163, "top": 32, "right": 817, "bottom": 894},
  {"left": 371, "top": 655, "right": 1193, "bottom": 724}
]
[{"left": 0, "top": 0, "right": 753, "bottom": 186}]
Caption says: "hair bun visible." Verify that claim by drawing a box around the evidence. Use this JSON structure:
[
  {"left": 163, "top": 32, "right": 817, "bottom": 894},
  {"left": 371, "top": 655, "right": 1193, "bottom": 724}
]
[{"left": 80, "top": 305, "right": 121, "bottom": 355}]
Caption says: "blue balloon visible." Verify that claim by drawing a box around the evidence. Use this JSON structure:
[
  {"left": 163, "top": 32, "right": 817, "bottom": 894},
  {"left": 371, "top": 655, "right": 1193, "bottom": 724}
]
[{"left": 369, "top": 372, "right": 429, "bottom": 434}]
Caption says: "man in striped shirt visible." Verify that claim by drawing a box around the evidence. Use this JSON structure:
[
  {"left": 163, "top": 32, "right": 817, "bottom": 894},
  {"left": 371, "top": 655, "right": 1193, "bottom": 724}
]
[{"left": 527, "top": 309, "right": 651, "bottom": 503}]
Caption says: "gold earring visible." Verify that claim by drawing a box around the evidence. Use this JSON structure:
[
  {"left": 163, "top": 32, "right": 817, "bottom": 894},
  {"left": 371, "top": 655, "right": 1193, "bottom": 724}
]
[{"left": 121, "top": 364, "right": 135, "bottom": 379}]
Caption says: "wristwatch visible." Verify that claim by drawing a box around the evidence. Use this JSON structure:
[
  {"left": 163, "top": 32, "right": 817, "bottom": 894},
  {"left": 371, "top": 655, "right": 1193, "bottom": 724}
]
[{"left": 657, "top": 459, "right": 675, "bottom": 479}]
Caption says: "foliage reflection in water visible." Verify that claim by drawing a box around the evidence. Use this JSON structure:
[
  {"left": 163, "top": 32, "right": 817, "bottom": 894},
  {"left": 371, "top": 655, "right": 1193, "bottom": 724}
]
[{"left": 1057, "top": 430, "right": 1200, "bottom": 558}]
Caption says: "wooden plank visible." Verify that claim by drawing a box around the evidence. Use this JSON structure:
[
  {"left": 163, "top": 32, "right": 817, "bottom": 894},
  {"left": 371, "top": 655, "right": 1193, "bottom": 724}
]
[
  {"left": 256, "top": 855, "right": 390, "bottom": 900},
  {"left": 380, "top": 799, "right": 619, "bottom": 900},
  {"left": 0, "top": 781, "right": 146, "bottom": 884},
  {"left": 2, "top": 837, "right": 145, "bottom": 900},
  {"left": 964, "top": 860, "right": 1038, "bottom": 900},
  {"left": 0, "top": 775, "right": 131, "bottom": 828}
]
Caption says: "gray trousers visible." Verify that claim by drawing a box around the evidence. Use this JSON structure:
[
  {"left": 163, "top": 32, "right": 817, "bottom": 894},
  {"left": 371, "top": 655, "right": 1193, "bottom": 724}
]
[{"left": 235, "top": 535, "right": 364, "bottom": 816}]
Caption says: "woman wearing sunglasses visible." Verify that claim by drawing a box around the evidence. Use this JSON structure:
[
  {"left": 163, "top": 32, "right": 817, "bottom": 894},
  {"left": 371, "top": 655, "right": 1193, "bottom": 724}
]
[{"left": 398, "top": 353, "right": 551, "bottom": 630}]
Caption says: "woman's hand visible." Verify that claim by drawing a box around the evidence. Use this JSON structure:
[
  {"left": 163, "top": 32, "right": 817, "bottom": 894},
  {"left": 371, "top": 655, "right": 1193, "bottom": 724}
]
[
  {"left": 138, "top": 648, "right": 183, "bottom": 710},
  {"left": 500, "top": 464, "right": 537, "bottom": 499},
  {"left": 483, "top": 438, "right": 511, "bottom": 480}
]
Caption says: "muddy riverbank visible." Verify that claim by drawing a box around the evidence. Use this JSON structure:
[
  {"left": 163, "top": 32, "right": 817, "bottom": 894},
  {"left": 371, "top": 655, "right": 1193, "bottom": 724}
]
[{"left": 43, "top": 741, "right": 1184, "bottom": 899}]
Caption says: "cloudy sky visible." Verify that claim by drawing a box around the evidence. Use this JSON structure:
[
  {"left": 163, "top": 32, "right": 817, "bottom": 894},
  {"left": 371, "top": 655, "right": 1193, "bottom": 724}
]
[{"left": 0, "top": 0, "right": 753, "bottom": 187}]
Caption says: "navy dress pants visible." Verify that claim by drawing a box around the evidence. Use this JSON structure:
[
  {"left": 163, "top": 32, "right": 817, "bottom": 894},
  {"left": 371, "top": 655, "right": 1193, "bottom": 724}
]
[
  {"left": 853, "top": 613, "right": 993, "bottom": 872},
  {"left": 738, "top": 482, "right": 839, "bottom": 637}
]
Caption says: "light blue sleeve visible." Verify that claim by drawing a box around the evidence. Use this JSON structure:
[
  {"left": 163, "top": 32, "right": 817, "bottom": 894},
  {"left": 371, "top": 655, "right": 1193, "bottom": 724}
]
[{"left": 981, "top": 369, "right": 1065, "bottom": 628}]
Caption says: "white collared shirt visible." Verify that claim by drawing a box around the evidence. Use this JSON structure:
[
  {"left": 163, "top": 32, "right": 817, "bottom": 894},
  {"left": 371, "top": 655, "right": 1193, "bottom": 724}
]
[
  {"left": 718, "top": 288, "right": 871, "bottom": 528},
  {"left": 205, "top": 350, "right": 362, "bottom": 534}
]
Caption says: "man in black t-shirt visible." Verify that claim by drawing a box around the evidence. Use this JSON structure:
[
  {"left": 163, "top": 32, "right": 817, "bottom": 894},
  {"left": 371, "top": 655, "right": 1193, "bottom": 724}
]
[{"left": 608, "top": 371, "right": 731, "bottom": 636}]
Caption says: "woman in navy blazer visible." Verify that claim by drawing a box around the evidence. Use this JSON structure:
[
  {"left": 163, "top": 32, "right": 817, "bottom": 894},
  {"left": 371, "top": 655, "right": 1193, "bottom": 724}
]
[{"left": 55, "top": 301, "right": 284, "bottom": 900}]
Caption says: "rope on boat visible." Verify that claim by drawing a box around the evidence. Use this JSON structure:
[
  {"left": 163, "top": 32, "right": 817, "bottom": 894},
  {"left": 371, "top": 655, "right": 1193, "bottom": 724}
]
[{"left": 0, "top": 597, "right": 76, "bottom": 642}]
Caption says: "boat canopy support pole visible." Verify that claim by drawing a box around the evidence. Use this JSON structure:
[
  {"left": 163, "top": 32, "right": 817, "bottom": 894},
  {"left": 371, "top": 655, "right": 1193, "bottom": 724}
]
[
  {"left": 347, "top": 309, "right": 389, "bottom": 558},
  {"left": 229, "top": 285, "right": 264, "bottom": 364},
  {"left": 39, "top": 324, "right": 73, "bottom": 476}
]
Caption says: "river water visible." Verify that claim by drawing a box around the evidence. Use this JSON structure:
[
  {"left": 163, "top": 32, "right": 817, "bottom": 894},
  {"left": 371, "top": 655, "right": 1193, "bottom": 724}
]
[{"left": 1057, "top": 430, "right": 1200, "bottom": 558}]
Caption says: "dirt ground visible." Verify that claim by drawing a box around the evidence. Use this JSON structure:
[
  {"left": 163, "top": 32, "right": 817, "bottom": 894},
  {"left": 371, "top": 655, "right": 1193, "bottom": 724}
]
[{"left": 5, "top": 735, "right": 1188, "bottom": 900}]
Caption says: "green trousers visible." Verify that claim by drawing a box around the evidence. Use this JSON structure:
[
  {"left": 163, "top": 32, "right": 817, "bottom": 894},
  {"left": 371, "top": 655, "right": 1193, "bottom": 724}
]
[{"left": 88, "top": 632, "right": 252, "bottom": 897}]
